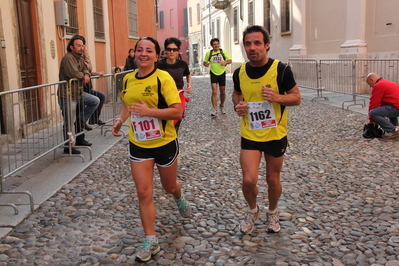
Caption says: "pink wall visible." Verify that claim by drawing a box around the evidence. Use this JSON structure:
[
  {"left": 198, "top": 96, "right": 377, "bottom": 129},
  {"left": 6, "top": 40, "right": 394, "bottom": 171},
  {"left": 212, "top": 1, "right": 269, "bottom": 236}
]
[{"left": 157, "top": 0, "right": 189, "bottom": 63}]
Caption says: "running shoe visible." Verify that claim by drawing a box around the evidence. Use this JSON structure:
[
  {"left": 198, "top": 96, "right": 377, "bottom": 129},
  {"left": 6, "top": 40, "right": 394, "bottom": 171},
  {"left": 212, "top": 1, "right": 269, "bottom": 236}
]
[
  {"left": 175, "top": 194, "right": 192, "bottom": 218},
  {"left": 135, "top": 238, "right": 160, "bottom": 262},
  {"left": 266, "top": 211, "right": 281, "bottom": 233},
  {"left": 239, "top": 205, "right": 260, "bottom": 234},
  {"left": 211, "top": 109, "right": 217, "bottom": 118},
  {"left": 220, "top": 105, "right": 226, "bottom": 114}
]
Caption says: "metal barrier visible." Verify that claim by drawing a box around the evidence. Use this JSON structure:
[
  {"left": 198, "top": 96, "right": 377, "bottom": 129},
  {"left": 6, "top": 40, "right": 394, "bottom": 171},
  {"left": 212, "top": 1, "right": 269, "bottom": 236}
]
[
  {"left": 288, "top": 58, "right": 399, "bottom": 109},
  {"left": 0, "top": 81, "right": 67, "bottom": 213},
  {"left": 0, "top": 72, "right": 128, "bottom": 214},
  {"left": 288, "top": 59, "right": 328, "bottom": 101}
]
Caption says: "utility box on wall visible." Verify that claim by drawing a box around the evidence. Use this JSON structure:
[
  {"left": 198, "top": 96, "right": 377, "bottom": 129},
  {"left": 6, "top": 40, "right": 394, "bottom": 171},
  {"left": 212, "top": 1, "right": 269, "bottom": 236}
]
[{"left": 55, "top": 1, "right": 69, "bottom": 27}]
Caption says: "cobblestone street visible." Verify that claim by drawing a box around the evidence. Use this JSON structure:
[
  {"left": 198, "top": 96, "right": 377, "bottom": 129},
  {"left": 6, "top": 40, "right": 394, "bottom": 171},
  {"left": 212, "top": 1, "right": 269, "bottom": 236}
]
[{"left": 1, "top": 76, "right": 399, "bottom": 265}]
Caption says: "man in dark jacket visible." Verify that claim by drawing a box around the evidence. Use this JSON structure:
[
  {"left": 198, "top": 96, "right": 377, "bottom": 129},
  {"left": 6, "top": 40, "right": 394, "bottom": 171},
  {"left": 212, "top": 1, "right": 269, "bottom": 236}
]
[{"left": 58, "top": 35, "right": 100, "bottom": 154}]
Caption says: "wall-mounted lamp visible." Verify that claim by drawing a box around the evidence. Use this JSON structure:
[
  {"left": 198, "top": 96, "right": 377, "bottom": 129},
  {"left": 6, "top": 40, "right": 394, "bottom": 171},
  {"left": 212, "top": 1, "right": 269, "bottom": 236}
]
[
  {"left": 1, "top": 39, "right": 5, "bottom": 48},
  {"left": 386, "top": 23, "right": 392, "bottom": 26}
]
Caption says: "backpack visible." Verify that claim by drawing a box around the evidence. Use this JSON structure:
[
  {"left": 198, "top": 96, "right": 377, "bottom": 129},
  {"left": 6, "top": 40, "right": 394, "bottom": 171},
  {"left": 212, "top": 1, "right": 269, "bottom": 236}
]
[
  {"left": 362, "top": 123, "right": 384, "bottom": 138},
  {"left": 207, "top": 48, "right": 226, "bottom": 62}
]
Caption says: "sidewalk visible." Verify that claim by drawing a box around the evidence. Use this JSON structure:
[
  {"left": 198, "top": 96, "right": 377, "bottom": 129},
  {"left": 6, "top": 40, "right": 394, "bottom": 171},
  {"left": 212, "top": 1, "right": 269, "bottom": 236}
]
[{"left": 0, "top": 126, "right": 124, "bottom": 239}]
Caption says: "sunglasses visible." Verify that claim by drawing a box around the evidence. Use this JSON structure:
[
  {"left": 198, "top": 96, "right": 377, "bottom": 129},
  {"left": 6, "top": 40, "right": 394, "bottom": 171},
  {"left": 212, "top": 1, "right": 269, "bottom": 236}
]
[{"left": 165, "top": 48, "right": 179, "bottom": 52}]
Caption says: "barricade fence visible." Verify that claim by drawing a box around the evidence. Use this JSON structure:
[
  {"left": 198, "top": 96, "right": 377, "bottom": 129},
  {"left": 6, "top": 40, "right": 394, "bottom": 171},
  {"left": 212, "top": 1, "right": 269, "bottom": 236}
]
[
  {"left": 0, "top": 71, "right": 130, "bottom": 214},
  {"left": 288, "top": 58, "right": 399, "bottom": 109}
]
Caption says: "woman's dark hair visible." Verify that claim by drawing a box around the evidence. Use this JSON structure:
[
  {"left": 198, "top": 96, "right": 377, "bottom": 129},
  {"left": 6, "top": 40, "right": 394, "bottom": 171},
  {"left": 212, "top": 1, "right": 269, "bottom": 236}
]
[
  {"left": 67, "top": 35, "right": 86, "bottom": 52},
  {"left": 128, "top": 48, "right": 135, "bottom": 54},
  {"left": 134, "top": 37, "right": 161, "bottom": 55},
  {"left": 242, "top": 25, "right": 270, "bottom": 45},
  {"left": 164, "top": 37, "right": 181, "bottom": 49},
  {"left": 114, "top": 66, "right": 121, "bottom": 73},
  {"left": 210, "top": 38, "right": 219, "bottom": 46}
]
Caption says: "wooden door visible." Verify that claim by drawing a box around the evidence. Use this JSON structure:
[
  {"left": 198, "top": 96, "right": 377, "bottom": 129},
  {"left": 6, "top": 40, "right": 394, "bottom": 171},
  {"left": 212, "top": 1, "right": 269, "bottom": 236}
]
[{"left": 15, "top": 0, "right": 40, "bottom": 123}]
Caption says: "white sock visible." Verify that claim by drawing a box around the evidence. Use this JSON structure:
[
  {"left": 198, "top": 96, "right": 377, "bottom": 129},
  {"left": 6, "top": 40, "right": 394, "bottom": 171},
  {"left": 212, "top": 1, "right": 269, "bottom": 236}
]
[
  {"left": 146, "top": 235, "right": 157, "bottom": 242},
  {"left": 266, "top": 208, "right": 277, "bottom": 214},
  {"left": 250, "top": 206, "right": 258, "bottom": 213}
]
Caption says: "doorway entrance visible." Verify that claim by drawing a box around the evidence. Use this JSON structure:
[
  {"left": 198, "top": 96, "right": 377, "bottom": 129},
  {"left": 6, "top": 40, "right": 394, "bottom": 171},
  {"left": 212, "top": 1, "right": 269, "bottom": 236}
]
[{"left": 15, "top": 0, "right": 40, "bottom": 123}]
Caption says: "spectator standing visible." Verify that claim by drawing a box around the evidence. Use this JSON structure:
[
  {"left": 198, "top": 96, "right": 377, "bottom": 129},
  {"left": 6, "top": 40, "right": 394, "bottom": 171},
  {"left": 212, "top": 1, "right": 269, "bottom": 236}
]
[
  {"left": 58, "top": 35, "right": 100, "bottom": 154},
  {"left": 203, "top": 38, "right": 232, "bottom": 118},
  {"left": 232, "top": 25, "right": 301, "bottom": 234},
  {"left": 157, "top": 37, "right": 192, "bottom": 131},
  {"left": 82, "top": 45, "right": 106, "bottom": 125},
  {"left": 112, "top": 37, "right": 191, "bottom": 262},
  {"left": 366, "top": 72, "right": 399, "bottom": 138},
  {"left": 123, "top": 48, "right": 137, "bottom": 71}
]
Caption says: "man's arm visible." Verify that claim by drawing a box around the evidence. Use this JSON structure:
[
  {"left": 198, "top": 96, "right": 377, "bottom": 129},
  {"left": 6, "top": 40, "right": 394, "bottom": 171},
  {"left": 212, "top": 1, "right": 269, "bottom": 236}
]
[
  {"left": 63, "top": 56, "right": 89, "bottom": 79},
  {"left": 262, "top": 85, "right": 301, "bottom": 106},
  {"left": 203, "top": 51, "right": 210, "bottom": 67}
]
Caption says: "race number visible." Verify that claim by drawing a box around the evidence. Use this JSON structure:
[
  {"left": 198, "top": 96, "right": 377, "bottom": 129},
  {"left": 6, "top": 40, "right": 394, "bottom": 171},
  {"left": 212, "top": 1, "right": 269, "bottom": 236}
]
[
  {"left": 131, "top": 114, "right": 161, "bottom": 141},
  {"left": 247, "top": 101, "right": 277, "bottom": 130}
]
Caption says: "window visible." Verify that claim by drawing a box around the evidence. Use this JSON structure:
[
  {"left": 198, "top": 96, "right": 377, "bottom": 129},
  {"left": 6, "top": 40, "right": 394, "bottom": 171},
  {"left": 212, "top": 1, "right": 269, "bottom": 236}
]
[
  {"left": 93, "top": 0, "right": 104, "bottom": 39},
  {"left": 197, "top": 3, "right": 200, "bottom": 24},
  {"left": 127, "top": 0, "right": 138, "bottom": 37},
  {"left": 183, "top": 8, "right": 188, "bottom": 35},
  {"left": 281, "top": 0, "right": 290, "bottom": 33},
  {"left": 216, "top": 18, "right": 220, "bottom": 39},
  {"left": 160, "top": 11, "right": 164, "bottom": 29},
  {"left": 211, "top": 20, "right": 215, "bottom": 38},
  {"left": 248, "top": 1, "right": 254, "bottom": 26},
  {"left": 203, "top": 25, "right": 206, "bottom": 46},
  {"left": 234, "top": 7, "right": 238, "bottom": 43},
  {"left": 66, "top": 0, "right": 78, "bottom": 35},
  {"left": 170, "top": 9, "right": 174, "bottom": 28},
  {"left": 189, "top": 7, "right": 192, "bottom": 27},
  {"left": 264, "top": 0, "right": 271, "bottom": 34}
]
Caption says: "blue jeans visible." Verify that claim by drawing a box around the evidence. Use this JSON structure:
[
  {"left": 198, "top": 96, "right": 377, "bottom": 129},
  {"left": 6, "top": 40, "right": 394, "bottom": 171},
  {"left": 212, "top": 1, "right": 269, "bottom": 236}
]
[
  {"left": 370, "top": 105, "right": 399, "bottom": 132},
  {"left": 58, "top": 93, "right": 99, "bottom": 142},
  {"left": 88, "top": 89, "right": 105, "bottom": 122},
  {"left": 77, "top": 92, "right": 100, "bottom": 122},
  {"left": 58, "top": 96, "right": 78, "bottom": 142}
]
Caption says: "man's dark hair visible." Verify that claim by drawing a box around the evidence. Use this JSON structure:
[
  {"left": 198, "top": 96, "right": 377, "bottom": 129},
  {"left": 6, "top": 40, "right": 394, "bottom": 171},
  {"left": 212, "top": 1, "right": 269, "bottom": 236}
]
[
  {"left": 242, "top": 25, "right": 270, "bottom": 46},
  {"left": 210, "top": 38, "right": 219, "bottom": 46},
  {"left": 67, "top": 35, "right": 86, "bottom": 52},
  {"left": 164, "top": 37, "right": 181, "bottom": 49}
]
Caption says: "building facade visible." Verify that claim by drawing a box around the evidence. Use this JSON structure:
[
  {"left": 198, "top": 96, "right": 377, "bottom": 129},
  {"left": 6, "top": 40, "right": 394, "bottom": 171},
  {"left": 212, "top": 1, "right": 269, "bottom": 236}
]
[
  {"left": 187, "top": 0, "right": 202, "bottom": 74},
  {"left": 157, "top": 0, "right": 189, "bottom": 63},
  {"left": 200, "top": 0, "right": 399, "bottom": 69},
  {"left": 0, "top": 0, "right": 156, "bottom": 133}
]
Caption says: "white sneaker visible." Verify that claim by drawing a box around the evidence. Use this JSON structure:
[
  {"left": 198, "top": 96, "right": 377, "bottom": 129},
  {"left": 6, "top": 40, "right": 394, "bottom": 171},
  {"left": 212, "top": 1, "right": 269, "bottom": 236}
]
[
  {"left": 266, "top": 211, "right": 281, "bottom": 233},
  {"left": 210, "top": 109, "right": 217, "bottom": 118},
  {"left": 220, "top": 105, "right": 226, "bottom": 114},
  {"left": 240, "top": 205, "right": 260, "bottom": 234}
]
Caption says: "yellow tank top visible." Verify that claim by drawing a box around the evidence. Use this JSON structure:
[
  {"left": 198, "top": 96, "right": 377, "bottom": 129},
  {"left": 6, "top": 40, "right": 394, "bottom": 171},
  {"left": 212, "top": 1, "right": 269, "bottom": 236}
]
[{"left": 239, "top": 60, "right": 287, "bottom": 141}]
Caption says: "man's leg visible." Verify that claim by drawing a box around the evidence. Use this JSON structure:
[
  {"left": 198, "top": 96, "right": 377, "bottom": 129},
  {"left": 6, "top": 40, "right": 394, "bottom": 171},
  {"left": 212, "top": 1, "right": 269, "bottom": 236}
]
[
  {"left": 370, "top": 106, "right": 399, "bottom": 132},
  {"left": 264, "top": 153, "right": 284, "bottom": 233},
  {"left": 58, "top": 97, "right": 80, "bottom": 154},
  {"left": 80, "top": 92, "right": 100, "bottom": 122},
  {"left": 239, "top": 149, "right": 262, "bottom": 234},
  {"left": 219, "top": 85, "right": 226, "bottom": 114},
  {"left": 89, "top": 90, "right": 106, "bottom": 124},
  {"left": 210, "top": 83, "right": 218, "bottom": 116},
  {"left": 264, "top": 154, "right": 284, "bottom": 211}
]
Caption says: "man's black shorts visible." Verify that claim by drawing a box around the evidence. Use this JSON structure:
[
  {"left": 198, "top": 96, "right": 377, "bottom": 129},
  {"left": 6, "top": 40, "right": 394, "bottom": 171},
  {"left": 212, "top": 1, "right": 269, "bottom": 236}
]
[
  {"left": 129, "top": 139, "right": 179, "bottom": 167},
  {"left": 210, "top": 71, "right": 226, "bottom": 86},
  {"left": 241, "top": 136, "right": 288, "bottom": 157}
]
